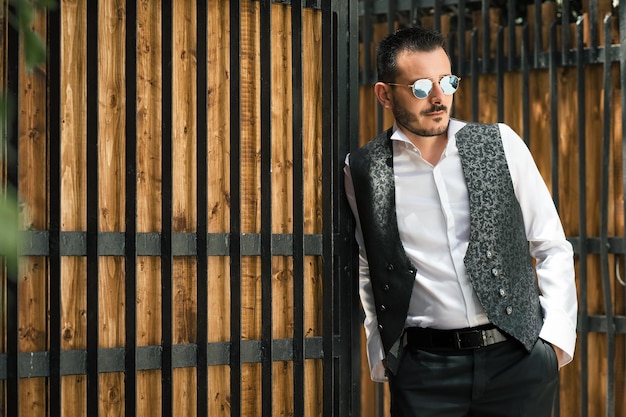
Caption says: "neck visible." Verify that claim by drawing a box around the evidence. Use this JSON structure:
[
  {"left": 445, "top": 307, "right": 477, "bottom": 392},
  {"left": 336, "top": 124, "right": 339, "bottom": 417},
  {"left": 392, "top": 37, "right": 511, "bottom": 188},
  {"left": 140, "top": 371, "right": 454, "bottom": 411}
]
[{"left": 404, "top": 130, "right": 448, "bottom": 165}]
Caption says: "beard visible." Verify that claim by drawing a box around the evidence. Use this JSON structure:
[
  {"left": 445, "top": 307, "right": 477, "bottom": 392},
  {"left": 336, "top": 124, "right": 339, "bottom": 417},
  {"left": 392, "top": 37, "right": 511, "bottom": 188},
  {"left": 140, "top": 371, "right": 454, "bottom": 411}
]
[{"left": 393, "top": 103, "right": 449, "bottom": 137}]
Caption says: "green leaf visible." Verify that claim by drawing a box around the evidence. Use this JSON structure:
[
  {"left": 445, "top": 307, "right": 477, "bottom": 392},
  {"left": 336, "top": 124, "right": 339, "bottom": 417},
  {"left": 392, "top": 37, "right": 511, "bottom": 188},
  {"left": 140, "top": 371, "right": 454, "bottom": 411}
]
[
  {"left": 16, "top": 0, "right": 35, "bottom": 30},
  {"left": 0, "top": 190, "right": 20, "bottom": 269},
  {"left": 35, "top": 0, "right": 58, "bottom": 10},
  {"left": 23, "top": 29, "right": 47, "bottom": 70}
]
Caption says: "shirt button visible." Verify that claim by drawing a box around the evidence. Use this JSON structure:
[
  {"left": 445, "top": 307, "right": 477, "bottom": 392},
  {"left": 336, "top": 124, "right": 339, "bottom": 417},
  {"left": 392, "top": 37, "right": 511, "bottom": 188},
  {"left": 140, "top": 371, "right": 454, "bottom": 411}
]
[{"left": 506, "top": 306, "right": 513, "bottom": 315}]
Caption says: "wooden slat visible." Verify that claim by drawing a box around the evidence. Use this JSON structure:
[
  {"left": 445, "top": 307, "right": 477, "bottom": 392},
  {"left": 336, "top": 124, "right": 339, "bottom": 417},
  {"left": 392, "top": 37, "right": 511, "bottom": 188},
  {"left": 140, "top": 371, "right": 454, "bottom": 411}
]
[
  {"left": 302, "top": 7, "right": 324, "bottom": 416},
  {"left": 17, "top": 9, "right": 48, "bottom": 417},
  {"left": 59, "top": 0, "right": 88, "bottom": 414},
  {"left": 136, "top": 0, "right": 163, "bottom": 415},
  {"left": 206, "top": 0, "right": 231, "bottom": 415},
  {"left": 98, "top": 0, "right": 126, "bottom": 414},
  {"left": 172, "top": 1, "right": 198, "bottom": 415},
  {"left": 271, "top": 4, "right": 294, "bottom": 417}
]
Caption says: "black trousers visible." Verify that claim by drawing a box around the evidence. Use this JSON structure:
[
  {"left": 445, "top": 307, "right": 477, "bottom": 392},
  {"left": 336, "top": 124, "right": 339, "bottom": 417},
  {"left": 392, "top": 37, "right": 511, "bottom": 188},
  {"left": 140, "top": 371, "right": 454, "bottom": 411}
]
[{"left": 388, "top": 338, "right": 559, "bottom": 417}]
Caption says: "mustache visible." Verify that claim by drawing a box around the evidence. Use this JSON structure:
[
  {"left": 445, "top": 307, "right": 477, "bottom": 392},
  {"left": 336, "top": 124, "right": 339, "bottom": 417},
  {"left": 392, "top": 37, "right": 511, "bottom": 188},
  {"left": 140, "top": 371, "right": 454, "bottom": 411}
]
[{"left": 422, "top": 105, "right": 447, "bottom": 114}]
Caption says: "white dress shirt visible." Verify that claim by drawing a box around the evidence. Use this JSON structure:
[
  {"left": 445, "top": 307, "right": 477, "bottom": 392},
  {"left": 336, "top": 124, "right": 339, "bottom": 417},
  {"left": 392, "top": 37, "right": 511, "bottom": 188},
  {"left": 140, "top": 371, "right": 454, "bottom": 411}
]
[{"left": 344, "top": 119, "right": 577, "bottom": 382}]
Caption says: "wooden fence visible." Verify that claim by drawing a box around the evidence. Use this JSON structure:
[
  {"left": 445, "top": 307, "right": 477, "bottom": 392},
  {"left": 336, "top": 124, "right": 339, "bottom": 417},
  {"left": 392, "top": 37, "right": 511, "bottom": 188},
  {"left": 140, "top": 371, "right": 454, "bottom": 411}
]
[
  {"left": 1, "top": 0, "right": 360, "bottom": 416},
  {"left": 358, "top": 1, "right": 625, "bottom": 417}
]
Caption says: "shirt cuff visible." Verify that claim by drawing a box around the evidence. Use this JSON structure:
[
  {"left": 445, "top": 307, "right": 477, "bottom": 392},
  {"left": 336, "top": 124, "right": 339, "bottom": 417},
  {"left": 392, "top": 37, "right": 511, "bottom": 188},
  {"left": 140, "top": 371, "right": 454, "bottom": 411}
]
[
  {"left": 365, "top": 330, "right": 388, "bottom": 382},
  {"left": 538, "top": 312, "right": 577, "bottom": 367}
]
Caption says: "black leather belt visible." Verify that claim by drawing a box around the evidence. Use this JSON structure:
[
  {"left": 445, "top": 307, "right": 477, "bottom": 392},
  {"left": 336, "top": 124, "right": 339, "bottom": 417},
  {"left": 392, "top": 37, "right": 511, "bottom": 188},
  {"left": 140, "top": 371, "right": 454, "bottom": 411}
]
[{"left": 404, "top": 325, "right": 508, "bottom": 350}]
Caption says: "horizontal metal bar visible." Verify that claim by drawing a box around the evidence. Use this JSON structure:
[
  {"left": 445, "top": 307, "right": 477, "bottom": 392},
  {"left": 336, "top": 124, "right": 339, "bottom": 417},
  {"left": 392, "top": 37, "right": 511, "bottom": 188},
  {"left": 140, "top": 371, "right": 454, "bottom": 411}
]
[
  {"left": 358, "top": 0, "right": 482, "bottom": 15},
  {"left": 17, "top": 231, "right": 324, "bottom": 257},
  {"left": 253, "top": 0, "right": 322, "bottom": 9},
  {"left": 20, "top": 232, "right": 626, "bottom": 257},
  {"left": 361, "top": 46, "right": 621, "bottom": 85},
  {"left": 0, "top": 337, "right": 326, "bottom": 379},
  {"left": 586, "top": 315, "right": 626, "bottom": 334},
  {"left": 569, "top": 236, "right": 626, "bottom": 254}
]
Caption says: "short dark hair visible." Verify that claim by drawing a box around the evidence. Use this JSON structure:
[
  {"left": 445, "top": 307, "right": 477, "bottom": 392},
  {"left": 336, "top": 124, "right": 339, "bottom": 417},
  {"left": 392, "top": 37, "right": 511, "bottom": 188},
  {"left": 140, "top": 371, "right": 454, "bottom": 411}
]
[{"left": 376, "top": 27, "right": 447, "bottom": 83}]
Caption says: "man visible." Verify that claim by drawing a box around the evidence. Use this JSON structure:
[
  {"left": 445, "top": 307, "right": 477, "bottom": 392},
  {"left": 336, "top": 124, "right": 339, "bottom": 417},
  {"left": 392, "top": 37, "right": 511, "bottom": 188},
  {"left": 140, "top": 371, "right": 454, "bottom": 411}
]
[{"left": 344, "top": 27, "right": 577, "bottom": 417}]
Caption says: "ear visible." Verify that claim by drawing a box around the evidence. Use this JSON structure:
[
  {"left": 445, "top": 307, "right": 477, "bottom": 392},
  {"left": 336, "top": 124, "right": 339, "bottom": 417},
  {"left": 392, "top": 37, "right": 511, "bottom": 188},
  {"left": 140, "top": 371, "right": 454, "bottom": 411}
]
[{"left": 374, "top": 82, "right": 393, "bottom": 109}]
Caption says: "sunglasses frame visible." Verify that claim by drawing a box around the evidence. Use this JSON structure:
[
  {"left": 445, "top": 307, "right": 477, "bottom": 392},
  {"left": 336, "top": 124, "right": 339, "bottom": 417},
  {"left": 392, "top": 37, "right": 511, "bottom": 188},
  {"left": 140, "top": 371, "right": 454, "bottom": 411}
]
[{"left": 387, "top": 74, "right": 461, "bottom": 99}]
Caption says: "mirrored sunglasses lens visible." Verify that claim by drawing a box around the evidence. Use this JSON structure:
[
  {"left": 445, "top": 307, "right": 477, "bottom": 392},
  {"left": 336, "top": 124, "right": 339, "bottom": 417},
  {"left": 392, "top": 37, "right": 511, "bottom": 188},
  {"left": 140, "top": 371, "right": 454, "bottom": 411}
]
[
  {"left": 412, "top": 79, "right": 433, "bottom": 99},
  {"left": 440, "top": 75, "right": 459, "bottom": 95}
]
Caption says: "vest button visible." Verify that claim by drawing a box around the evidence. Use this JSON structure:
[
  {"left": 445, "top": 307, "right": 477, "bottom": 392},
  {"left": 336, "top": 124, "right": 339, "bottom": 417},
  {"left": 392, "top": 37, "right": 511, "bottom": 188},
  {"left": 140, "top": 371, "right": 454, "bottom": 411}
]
[
  {"left": 486, "top": 250, "right": 494, "bottom": 259},
  {"left": 383, "top": 284, "right": 390, "bottom": 291},
  {"left": 387, "top": 263, "right": 394, "bottom": 271},
  {"left": 380, "top": 305, "right": 387, "bottom": 311},
  {"left": 491, "top": 268, "right": 500, "bottom": 276},
  {"left": 506, "top": 306, "right": 513, "bottom": 315},
  {"left": 499, "top": 288, "right": 506, "bottom": 297},
  {"left": 378, "top": 324, "right": 384, "bottom": 330}
]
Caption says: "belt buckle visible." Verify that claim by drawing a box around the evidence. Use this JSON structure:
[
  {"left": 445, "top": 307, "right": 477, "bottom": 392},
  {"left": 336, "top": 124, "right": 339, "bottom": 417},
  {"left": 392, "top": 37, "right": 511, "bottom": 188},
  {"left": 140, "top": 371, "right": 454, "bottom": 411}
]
[{"left": 454, "top": 330, "right": 485, "bottom": 349}]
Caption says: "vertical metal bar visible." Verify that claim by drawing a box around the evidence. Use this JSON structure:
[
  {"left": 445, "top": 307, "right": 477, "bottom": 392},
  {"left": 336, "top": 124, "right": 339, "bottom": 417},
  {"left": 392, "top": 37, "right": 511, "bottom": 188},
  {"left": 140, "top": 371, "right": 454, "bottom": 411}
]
[
  {"left": 589, "top": 0, "right": 599, "bottom": 58},
  {"left": 433, "top": 0, "right": 442, "bottom": 33},
  {"left": 377, "top": 384, "right": 385, "bottom": 417},
  {"left": 347, "top": 0, "right": 362, "bottom": 414},
  {"left": 549, "top": 21, "right": 559, "bottom": 210},
  {"left": 521, "top": 23, "right": 530, "bottom": 146},
  {"left": 259, "top": 1, "right": 273, "bottom": 417},
  {"left": 229, "top": 0, "right": 243, "bottom": 415},
  {"left": 548, "top": 19, "right": 561, "bottom": 415},
  {"left": 533, "top": 0, "right": 542, "bottom": 67},
  {"left": 561, "top": 0, "right": 571, "bottom": 65},
  {"left": 125, "top": 1, "right": 138, "bottom": 415},
  {"left": 332, "top": 13, "right": 342, "bottom": 416},
  {"left": 457, "top": 0, "right": 467, "bottom": 76},
  {"left": 387, "top": 0, "right": 396, "bottom": 34},
  {"left": 291, "top": 1, "right": 306, "bottom": 416},
  {"left": 86, "top": 0, "right": 100, "bottom": 415},
  {"left": 575, "top": 15, "right": 589, "bottom": 417},
  {"left": 481, "top": 0, "right": 489, "bottom": 74},
  {"left": 409, "top": 0, "right": 419, "bottom": 28},
  {"left": 362, "top": 0, "right": 372, "bottom": 85},
  {"left": 321, "top": 0, "right": 335, "bottom": 415},
  {"left": 335, "top": 1, "right": 360, "bottom": 414},
  {"left": 47, "top": 5, "right": 62, "bottom": 417},
  {"left": 507, "top": 0, "right": 516, "bottom": 71},
  {"left": 496, "top": 27, "right": 504, "bottom": 122},
  {"left": 470, "top": 28, "right": 478, "bottom": 122},
  {"left": 600, "top": 14, "right": 615, "bottom": 417},
  {"left": 620, "top": 4, "right": 626, "bottom": 407},
  {"left": 196, "top": 0, "right": 209, "bottom": 415},
  {"left": 5, "top": 7, "right": 19, "bottom": 416},
  {"left": 161, "top": 1, "right": 173, "bottom": 415}
]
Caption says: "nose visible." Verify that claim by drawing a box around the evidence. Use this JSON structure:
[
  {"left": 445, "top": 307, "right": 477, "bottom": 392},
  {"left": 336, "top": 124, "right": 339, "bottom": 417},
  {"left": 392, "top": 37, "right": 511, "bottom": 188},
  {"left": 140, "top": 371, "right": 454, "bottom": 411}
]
[{"left": 428, "top": 81, "right": 445, "bottom": 103}]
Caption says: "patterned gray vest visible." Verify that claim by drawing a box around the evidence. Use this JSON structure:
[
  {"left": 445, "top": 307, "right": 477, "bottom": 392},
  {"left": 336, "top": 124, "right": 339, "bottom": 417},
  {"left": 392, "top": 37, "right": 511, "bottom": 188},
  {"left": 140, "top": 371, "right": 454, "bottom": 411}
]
[{"left": 349, "top": 123, "right": 542, "bottom": 374}]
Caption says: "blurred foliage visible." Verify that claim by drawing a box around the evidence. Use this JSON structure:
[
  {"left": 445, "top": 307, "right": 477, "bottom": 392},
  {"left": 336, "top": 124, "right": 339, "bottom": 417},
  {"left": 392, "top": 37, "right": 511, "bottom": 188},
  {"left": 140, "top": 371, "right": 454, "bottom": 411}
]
[
  {"left": 7, "top": 0, "right": 56, "bottom": 71},
  {"left": 1, "top": 1, "right": 55, "bottom": 268}
]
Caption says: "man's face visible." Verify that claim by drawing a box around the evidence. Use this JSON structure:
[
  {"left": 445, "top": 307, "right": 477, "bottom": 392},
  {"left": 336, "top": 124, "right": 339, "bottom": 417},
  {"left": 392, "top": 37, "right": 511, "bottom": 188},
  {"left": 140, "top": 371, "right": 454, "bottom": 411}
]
[{"left": 387, "top": 48, "right": 454, "bottom": 139}]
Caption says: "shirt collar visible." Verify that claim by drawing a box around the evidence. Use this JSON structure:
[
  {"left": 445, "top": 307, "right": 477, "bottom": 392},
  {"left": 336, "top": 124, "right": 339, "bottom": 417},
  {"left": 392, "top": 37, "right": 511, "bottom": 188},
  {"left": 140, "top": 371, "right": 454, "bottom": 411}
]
[{"left": 390, "top": 118, "right": 467, "bottom": 154}]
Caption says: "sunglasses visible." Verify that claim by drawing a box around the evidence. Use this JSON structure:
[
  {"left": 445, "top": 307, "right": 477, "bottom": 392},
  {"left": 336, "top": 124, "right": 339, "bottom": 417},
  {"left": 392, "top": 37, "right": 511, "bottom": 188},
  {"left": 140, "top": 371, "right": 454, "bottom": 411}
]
[{"left": 387, "top": 74, "right": 460, "bottom": 99}]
